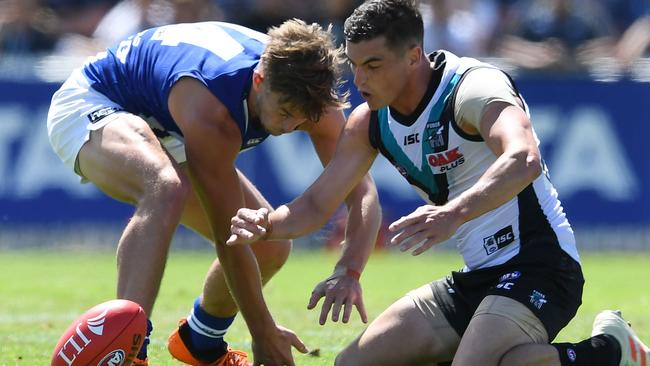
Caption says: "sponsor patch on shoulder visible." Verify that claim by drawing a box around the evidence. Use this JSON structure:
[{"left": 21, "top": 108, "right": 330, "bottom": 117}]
[{"left": 88, "top": 107, "right": 122, "bottom": 123}]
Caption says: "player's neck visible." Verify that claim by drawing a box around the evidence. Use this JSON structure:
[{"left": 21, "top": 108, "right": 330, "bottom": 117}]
[
  {"left": 247, "top": 86, "right": 259, "bottom": 120},
  {"left": 389, "top": 60, "right": 433, "bottom": 116}
]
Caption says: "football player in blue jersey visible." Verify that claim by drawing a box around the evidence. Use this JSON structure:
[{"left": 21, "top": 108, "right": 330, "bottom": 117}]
[
  {"left": 47, "top": 19, "right": 381, "bottom": 366},
  {"left": 228, "top": 1, "right": 650, "bottom": 366}
]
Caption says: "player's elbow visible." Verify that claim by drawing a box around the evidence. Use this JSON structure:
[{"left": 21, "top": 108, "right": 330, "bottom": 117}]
[
  {"left": 345, "top": 174, "right": 379, "bottom": 208},
  {"left": 521, "top": 148, "right": 542, "bottom": 181}
]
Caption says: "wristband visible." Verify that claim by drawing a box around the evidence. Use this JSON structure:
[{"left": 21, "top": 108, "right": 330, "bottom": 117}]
[
  {"left": 328, "top": 266, "right": 361, "bottom": 281},
  {"left": 345, "top": 268, "right": 361, "bottom": 281}
]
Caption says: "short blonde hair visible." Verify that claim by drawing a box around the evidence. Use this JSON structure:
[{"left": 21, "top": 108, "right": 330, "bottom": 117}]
[{"left": 261, "top": 19, "right": 349, "bottom": 122}]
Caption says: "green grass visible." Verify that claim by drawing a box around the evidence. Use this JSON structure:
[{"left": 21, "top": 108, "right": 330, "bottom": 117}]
[{"left": 1, "top": 250, "right": 649, "bottom": 365}]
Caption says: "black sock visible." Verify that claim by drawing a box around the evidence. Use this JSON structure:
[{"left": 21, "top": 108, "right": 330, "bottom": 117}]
[
  {"left": 553, "top": 334, "right": 621, "bottom": 366},
  {"left": 179, "top": 319, "right": 228, "bottom": 362}
]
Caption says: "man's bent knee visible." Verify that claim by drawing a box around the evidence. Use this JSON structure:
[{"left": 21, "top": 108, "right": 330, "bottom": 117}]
[{"left": 254, "top": 239, "right": 292, "bottom": 281}]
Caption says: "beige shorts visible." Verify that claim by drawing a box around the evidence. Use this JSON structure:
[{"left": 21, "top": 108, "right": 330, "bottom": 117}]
[
  {"left": 47, "top": 68, "right": 186, "bottom": 181},
  {"left": 408, "top": 283, "right": 548, "bottom": 344}
]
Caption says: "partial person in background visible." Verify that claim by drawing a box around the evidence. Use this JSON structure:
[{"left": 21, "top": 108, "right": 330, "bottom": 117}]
[
  {"left": 93, "top": 0, "right": 225, "bottom": 48},
  {"left": 220, "top": 0, "right": 363, "bottom": 42},
  {"left": 47, "top": 19, "right": 381, "bottom": 366},
  {"left": 419, "top": 0, "right": 498, "bottom": 57},
  {"left": 495, "top": 0, "right": 614, "bottom": 73},
  {"left": 229, "top": 1, "right": 650, "bottom": 365},
  {"left": 0, "top": 0, "right": 58, "bottom": 56},
  {"left": 601, "top": 0, "right": 650, "bottom": 70},
  {"left": 47, "top": 0, "right": 117, "bottom": 56}
]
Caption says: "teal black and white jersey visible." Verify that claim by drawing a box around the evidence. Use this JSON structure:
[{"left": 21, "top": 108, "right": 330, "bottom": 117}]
[{"left": 369, "top": 51, "right": 579, "bottom": 271}]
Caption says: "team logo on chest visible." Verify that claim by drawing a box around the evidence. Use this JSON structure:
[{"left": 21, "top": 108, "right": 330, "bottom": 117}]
[
  {"left": 423, "top": 119, "right": 465, "bottom": 174},
  {"left": 425, "top": 121, "right": 445, "bottom": 149},
  {"left": 426, "top": 147, "right": 465, "bottom": 173}
]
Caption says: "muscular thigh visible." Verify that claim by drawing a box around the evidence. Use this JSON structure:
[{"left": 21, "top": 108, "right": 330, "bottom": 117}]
[
  {"left": 338, "top": 283, "right": 460, "bottom": 366},
  {"left": 452, "top": 296, "right": 547, "bottom": 366},
  {"left": 78, "top": 113, "right": 183, "bottom": 204}
]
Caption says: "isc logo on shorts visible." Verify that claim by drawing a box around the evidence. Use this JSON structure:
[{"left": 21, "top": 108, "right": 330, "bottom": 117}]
[{"left": 483, "top": 225, "right": 515, "bottom": 255}]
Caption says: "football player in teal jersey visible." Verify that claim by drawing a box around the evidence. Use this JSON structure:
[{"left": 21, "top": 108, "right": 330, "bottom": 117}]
[{"left": 228, "top": 1, "right": 649, "bottom": 366}]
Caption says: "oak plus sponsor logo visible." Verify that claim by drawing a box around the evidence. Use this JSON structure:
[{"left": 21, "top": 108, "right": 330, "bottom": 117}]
[
  {"left": 426, "top": 147, "right": 465, "bottom": 174},
  {"left": 56, "top": 309, "right": 109, "bottom": 366},
  {"left": 483, "top": 225, "right": 515, "bottom": 255},
  {"left": 97, "top": 350, "right": 126, "bottom": 366}
]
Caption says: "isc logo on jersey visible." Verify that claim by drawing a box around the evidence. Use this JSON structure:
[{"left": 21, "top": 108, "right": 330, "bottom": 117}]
[{"left": 427, "top": 147, "right": 465, "bottom": 174}]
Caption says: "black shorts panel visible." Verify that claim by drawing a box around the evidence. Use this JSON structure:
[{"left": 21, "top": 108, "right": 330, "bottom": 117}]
[{"left": 431, "top": 247, "right": 584, "bottom": 341}]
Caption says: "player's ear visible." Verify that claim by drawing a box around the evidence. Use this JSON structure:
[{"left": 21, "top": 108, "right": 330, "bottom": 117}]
[
  {"left": 407, "top": 45, "right": 422, "bottom": 67},
  {"left": 252, "top": 69, "right": 264, "bottom": 90}
]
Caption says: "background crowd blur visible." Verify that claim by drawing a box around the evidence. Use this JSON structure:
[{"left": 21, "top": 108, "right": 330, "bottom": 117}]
[
  {"left": 0, "top": 0, "right": 649, "bottom": 251},
  {"left": 1, "top": 0, "right": 649, "bottom": 81}
]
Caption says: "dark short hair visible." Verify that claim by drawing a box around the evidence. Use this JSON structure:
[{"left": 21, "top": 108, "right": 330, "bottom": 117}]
[
  {"left": 262, "top": 19, "right": 349, "bottom": 122},
  {"left": 344, "top": 0, "right": 423, "bottom": 51}
]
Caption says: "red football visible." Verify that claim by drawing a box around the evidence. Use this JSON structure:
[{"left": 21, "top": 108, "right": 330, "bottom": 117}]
[{"left": 51, "top": 299, "right": 147, "bottom": 366}]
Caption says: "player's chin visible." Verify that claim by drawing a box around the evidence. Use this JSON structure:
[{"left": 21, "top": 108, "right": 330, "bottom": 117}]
[{"left": 363, "top": 95, "right": 384, "bottom": 111}]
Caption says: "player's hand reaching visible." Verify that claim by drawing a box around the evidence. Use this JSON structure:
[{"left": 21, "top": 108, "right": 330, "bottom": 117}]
[
  {"left": 227, "top": 207, "right": 271, "bottom": 245},
  {"left": 388, "top": 204, "right": 462, "bottom": 255},
  {"left": 308, "top": 269, "right": 368, "bottom": 325},
  {"left": 252, "top": 324, "right": 308, "bottom": 366}
]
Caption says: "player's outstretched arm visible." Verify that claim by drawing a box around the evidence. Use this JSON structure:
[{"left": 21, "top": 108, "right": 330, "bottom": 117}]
[
  {"left": 169, "top": 77, "right": 305, "bottom": 365},
  {"left": 303, "top": 105, "right": 379, "bottom": 325},
  {"left": 228, "top": 104, "right": 380, "bottom": 325}
]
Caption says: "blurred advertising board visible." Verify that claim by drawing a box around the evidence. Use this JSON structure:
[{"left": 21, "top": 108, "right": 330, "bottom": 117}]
[{"left": 0, "top": 77, "right": 648, "bottom": 230}]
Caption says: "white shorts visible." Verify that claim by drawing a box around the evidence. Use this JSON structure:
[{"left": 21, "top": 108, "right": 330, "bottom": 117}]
[{"left": 47, "top": 68, "right": 186, "bottom": 182}]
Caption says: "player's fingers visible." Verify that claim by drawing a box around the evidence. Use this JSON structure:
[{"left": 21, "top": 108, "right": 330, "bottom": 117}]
[
  {"left": 255, "top": 208, "right": 269, "bottom": 225},
  {"left": 237, "top": 208, "right": 260, "bottom": 221},
  {"left": 412, "top": 239, "right": 436, "bottom": 256},
  {"left": 290, "top": 332, "right": 309, "bottom": 354},
  {"left": 356, "top": 296, "right": 368, "bottom": 323},
  {"left": 319, "top": 295, "right": 334, "bottom": 325},
  {"left": 307, "top": 286, "right": 324, "bottom": 310},
  {"left": 330, "top": 294, "right": 345, "bottom": 323},
  {"left": 226, "top": 234, "right": 240, "bottom": 245},
  {"left": 232, "top": 216, "right": 268, "bottom": 233},
  {"left": 390, "top": 223, "right": 429, "bottom": 247},
  {"left": 388, "top": 216, "right": 409, "bottom": 232},
  {"left": 400, "top": 236, "right": 428, "bottom": 253},
  {"left": 388, "top": 209, "right": 424, "bottom": 232},
  {"left": 341, "top": 298, "right": 353, "bottom": 323},
  {"left": 388, "top": 227, "right": 417, "bottom": 246},
  {"left": 230, "top": 226, "right": 255, "bottom": 239}
]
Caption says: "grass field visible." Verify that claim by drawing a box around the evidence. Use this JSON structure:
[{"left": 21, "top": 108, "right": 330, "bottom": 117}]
[{"left": 1, "top": 249, "right": 649, "bottom": 365}]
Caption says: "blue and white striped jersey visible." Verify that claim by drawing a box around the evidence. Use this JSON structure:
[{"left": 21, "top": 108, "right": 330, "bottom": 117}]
[{"left": 82, "top": 22, "right": 270, "bottom": 150}]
